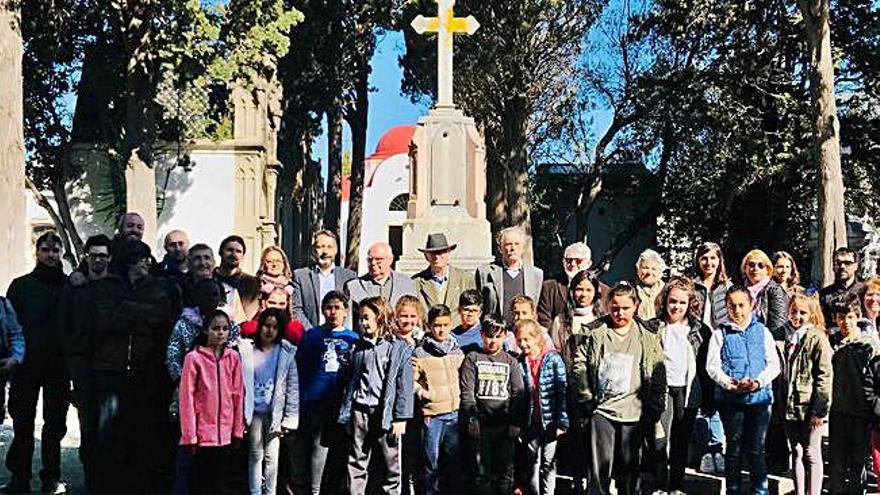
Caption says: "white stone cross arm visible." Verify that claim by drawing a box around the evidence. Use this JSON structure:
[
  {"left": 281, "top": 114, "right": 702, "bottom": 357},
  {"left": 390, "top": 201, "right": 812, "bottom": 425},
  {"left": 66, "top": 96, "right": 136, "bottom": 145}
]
[{"left": 411, "top": 0, "right": 480, "bottom": 108}]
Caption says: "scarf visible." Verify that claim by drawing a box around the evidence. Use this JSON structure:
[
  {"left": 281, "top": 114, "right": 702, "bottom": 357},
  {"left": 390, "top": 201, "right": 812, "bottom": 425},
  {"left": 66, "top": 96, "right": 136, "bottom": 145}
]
[
  {"left": 747, "top": 277, "right": 771, "bottom": 315},
  {"left": 422, "top": 334, "right": 458, "bottom": 357},
  {"left": 259, "top": 273, "right": 293, "bottom": 296}
]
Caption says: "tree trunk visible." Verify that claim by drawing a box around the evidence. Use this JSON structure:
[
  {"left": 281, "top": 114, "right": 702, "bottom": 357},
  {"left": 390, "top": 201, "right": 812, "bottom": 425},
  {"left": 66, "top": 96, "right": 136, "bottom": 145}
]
[
  {"left": 344, "top": 56, "right": 370, "bottom": 271},
  {"left": 325, "top": 98, "right": 344, "bottom": 236},
  {"left": 799, "top": 0, "right": 846, "bottom": 286},
  {"left": 501, "top": 95, "right": 533, "bottom": 260},
  {"left": 0, "top": 1, "right": 26, "bottom": 289}
]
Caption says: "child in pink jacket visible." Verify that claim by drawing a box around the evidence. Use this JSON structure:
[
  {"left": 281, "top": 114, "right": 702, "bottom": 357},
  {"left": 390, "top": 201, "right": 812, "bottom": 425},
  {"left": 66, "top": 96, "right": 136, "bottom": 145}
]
[{"left": 179, "top": 309, "right": 245, "bottom": 495}]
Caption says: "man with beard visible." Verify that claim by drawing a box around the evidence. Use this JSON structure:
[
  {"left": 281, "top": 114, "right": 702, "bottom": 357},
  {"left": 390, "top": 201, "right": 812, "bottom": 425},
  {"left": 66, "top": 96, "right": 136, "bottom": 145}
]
[
  {"left": 87, "top": 240, "right": 177, "bottom": 495},
  {"left": 536, "top": 242, "right": 607, "bottom": 328},
  {"left": 57, "top": 234, "right": 113, "bottom": 494},
  {"left": 70, "top": 212, "right": 148, "bottom": 287},
  {"left": 292, "top": 230, "right": 356, "bottom": 329},
  {"left": 215, "top": 235, "right": 260, "bottom": 319},
  {"left": 820, "top": 247, "right": 865, "bottom": 325},
  {"left": 3, "top": 232, "right": 70, "bottom": 495}
]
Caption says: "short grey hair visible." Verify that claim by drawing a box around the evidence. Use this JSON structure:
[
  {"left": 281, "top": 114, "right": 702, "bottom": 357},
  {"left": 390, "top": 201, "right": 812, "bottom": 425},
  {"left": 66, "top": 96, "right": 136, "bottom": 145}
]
[
  {"left": 636, "top": 249, "right": 667, "bottom": 271},
  {"left": 563, "top": 242, "right": 591, "bottom": 261},
  {"left": 496, "top": 226, "right": 526, "bottom": 246}
]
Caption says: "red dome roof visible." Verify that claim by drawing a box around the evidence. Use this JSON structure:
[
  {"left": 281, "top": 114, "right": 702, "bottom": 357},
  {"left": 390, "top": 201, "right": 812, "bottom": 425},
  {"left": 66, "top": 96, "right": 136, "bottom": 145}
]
[{"left": 367, "top": 125, "right": 416, "bottom": 161}]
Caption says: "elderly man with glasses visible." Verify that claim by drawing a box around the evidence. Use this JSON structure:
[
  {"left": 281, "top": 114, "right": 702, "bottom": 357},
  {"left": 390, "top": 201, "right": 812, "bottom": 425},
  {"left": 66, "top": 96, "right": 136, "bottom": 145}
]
[{"left": 343, "top": 242, "right": 416, "bottom": 330}]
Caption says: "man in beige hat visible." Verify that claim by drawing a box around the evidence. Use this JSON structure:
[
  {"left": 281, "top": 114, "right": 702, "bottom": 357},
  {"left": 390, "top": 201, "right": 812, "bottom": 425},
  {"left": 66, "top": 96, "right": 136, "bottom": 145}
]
[{"left": 411, "top": 233, "right": 475, "bottom": 326}]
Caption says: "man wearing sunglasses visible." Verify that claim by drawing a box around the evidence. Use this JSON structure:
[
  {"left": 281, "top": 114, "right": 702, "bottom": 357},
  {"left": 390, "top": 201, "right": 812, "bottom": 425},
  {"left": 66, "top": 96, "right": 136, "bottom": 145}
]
[
  {"left": 56, "top": 234, "right": 114, "bottom": 494},
  {"left": 3, "top": 232, "right": 70, "bottom": 494},
  {"left": 819, "top": 247, "right": 865, "bottom": 324}
]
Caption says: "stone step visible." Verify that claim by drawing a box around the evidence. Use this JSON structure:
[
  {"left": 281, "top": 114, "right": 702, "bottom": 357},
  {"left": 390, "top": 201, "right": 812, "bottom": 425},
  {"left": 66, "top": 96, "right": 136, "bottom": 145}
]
[{"left": 681, "top": 468, "right": 795, "bottom": 495}]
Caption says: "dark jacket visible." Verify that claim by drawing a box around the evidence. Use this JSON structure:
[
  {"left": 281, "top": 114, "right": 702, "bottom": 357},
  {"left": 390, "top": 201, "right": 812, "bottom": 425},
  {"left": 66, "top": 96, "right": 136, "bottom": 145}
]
[
  {"left": 6, "top": 263, "right": 67, "bottom": 368},
  {"left": 89, "top": 274, "right": 176, "bottom": 373},
  {"left": 459, "top": 349, "right": 527, "bottom": 427},
  {"left": 820, "top": 280, "right": 866, "bottom": 326},
  {"left": 291, "top": 265, "right": 357, "bottom": 329},
  {"left": 830, "top": 331, "right": 878, "bottom": 417},
  {"left": 570, "top": 316, "right": 666, "bottom": 424},
  {"left": 537, "top": 278, "right": 609, "bottom": 330},
  {"left": 862, "top": 354, "right": 880, "bottom": 428},
  {"left": 520, "top": 351, "right": 569, "bottom": 432},
  {"left": 754, "top": 278, "right": 789, "bottom": 332},
  {"left": 645, "top": 317, "right": 713, "bottom": 411},
  {"left": 338, "top": 337, "right": 414, "bottom": 431}
]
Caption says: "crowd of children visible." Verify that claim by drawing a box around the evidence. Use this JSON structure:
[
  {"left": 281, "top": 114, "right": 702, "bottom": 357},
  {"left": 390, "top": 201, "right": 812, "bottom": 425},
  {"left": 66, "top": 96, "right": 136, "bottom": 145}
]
[{"left": 165, "top": 271, "right": 880, "bottom": 495}]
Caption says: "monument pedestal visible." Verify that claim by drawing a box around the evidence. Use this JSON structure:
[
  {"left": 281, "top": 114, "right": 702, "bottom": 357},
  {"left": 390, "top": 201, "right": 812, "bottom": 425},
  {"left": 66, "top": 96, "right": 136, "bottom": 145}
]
[{"left": 397, "top": 106, "right": 494, "bottom": 274}]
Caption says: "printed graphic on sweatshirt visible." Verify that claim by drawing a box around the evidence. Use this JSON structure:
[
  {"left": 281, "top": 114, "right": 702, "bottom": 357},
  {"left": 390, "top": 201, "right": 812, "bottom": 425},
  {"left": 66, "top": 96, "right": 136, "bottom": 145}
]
[
  {"left": 322, "top": 338, "right": 351, "bottom": 373},
  {"left": 598, "top": 352, "right": 635, "bottom": 399},
  {"left": 254, "top": 378, "right": 275, "bottom": 406},
  {"left": 475, "top": 361, "right": 510, "bottom": 401}
]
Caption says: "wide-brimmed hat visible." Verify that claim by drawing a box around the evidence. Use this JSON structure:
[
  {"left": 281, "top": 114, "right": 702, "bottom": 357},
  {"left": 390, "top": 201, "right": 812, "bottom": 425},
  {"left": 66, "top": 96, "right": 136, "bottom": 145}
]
[{"left": 418, "top": 233, "right": 457, "bottom": 253}]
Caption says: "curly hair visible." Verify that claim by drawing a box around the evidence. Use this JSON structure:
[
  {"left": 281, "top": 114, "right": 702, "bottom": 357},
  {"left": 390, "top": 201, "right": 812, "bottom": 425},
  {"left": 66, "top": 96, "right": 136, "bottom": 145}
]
[{"left": 655, "top": 276, "right": 701, "bottom": 322}]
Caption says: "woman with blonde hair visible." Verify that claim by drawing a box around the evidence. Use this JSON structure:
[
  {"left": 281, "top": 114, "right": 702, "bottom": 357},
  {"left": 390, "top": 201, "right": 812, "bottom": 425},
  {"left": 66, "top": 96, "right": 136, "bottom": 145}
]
[
  {"left": 256, "top": 246, "right": 294, "bottom": 298},
  {"left": 772, "top": 251, "right": 804, "bottom": 296},
  {"left": 741, "top": 249, "right": 789, "bottom": 331}
]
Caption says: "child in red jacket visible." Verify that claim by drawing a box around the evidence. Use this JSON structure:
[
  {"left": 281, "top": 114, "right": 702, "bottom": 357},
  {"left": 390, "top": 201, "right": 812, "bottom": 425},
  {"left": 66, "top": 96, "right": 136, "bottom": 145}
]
[{"left": 179, "top": 309, "right": 245, "bottom": 495}]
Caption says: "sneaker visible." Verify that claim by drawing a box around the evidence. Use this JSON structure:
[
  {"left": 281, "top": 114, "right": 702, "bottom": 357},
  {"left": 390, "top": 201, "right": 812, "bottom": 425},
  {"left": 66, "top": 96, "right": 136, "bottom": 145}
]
[
  {"left": 713, "top": 453, "right": 726, "bottom": 474},
  {"left": 0, "top": 480, "right": 30, "bottom": 495},
  {"left": 41, "top": 480, "right": 67, "bottom": 494},
  {"left": 699, "top": 452, "right": 716, "bottom": 473}
]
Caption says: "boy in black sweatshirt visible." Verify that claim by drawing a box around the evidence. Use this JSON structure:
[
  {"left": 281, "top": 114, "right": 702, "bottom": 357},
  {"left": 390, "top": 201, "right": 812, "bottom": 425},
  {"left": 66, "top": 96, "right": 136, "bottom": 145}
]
[{"left": 459, "top": 316, "right": 527, "bottom": 495}]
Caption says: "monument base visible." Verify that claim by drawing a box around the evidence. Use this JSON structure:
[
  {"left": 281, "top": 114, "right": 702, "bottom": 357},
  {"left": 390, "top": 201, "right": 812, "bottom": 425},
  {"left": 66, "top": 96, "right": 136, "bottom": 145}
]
[{"left": 397, "top": 209, "right": 495, "bottom": 275}]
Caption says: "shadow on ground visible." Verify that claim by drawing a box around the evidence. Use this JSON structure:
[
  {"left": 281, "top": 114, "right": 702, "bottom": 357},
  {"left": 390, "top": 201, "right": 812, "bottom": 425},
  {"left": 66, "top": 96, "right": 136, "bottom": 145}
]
[{"left": 0, "top": 394, "right": 84, "bottom": 494}]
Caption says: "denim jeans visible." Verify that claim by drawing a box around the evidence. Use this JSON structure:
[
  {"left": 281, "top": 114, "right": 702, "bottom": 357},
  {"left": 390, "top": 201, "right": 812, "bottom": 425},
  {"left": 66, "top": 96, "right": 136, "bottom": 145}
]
[
  {"left": 423, "top": 412, "right": 460, "bottom": 495},
  {"left": 517, "top": 430, "right": 558, "bottom": 495},
  {"left": 719, "top": 404, "right": 771, "bottom": 495},
  {"left": 248, "top": 411, "right": 281, "bottom": 495}
]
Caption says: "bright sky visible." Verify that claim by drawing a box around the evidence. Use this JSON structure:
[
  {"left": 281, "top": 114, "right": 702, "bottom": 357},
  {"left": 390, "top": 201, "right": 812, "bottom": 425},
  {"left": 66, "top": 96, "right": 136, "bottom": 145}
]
[{"left": 311, "top": 30, "right": 428, "bottom": 173}]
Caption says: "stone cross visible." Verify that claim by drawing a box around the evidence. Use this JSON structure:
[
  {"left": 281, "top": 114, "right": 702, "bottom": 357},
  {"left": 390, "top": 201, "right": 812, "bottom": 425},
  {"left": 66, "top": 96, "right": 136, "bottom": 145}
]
[{"left": 411, "top": 0, "right": 479, "bottom": 107}]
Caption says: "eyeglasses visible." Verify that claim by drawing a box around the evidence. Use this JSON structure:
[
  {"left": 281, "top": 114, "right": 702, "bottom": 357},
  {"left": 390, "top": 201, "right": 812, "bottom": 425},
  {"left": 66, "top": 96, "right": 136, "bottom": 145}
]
[
  {"left": 834, "top": 259, "right": 856, "bottom": 266},
  {"left": 746, "top": 261, "right": 766, "bottom": 269},
  {"left": 563, "top": 258, "right": 586, "bottom": 264}
]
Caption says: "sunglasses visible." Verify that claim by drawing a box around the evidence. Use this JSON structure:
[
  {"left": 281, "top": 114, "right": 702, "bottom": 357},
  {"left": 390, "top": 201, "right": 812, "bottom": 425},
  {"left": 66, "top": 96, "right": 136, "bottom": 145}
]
[{"left": 746, "top": 261, "right": 766, "bottom": 269}]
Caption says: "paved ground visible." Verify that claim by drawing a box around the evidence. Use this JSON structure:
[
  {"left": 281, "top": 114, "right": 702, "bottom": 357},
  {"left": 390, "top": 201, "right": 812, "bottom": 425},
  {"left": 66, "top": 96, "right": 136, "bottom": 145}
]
[{"left": 0, "top": 396, "right": 84, "bottom": 494}]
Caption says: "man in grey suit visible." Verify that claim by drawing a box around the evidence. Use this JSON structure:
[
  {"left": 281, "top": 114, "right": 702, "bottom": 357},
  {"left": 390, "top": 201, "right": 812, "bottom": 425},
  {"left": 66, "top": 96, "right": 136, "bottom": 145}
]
[
  {"left": 344, "top": 241, "right": 416, "bottom": 329},
  {"left": 475, "top": 226, "right": 544, "bottom": 325},
  {"left": 411, "top": 233, "right": 476, "bottom": 327},
  {"left": 292, "top": 230, "right": 356, "bottom": 329}
]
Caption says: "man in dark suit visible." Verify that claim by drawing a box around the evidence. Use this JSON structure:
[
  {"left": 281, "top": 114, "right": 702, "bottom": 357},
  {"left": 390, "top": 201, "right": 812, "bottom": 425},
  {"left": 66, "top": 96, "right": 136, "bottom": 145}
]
[
  {"left": 536, "top": 241, "right": 604, "bottom": 328},
  {"left": 475, "top": 226, "right": 543, "bottom": 325},
  {"left": 292, "top": 230, "right": 356, "bottom": 329},
  {"left": 344, "top": 242, "right": 417, "bottom": 329},
  {"left": 411, "top": 233, "right": 476, "bottom": 326}
]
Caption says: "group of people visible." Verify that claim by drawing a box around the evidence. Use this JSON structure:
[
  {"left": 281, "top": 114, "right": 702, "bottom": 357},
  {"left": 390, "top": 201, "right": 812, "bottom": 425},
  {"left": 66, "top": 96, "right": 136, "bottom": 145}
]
[{"left": 2, "top": 211, "right": 880, "bottom": 495}]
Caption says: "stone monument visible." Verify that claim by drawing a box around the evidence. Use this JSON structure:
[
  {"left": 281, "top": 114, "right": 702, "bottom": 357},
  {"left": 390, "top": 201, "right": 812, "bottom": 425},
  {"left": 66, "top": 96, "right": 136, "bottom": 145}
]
[{"left": 397, "top": 0, "right": 495, "bottom": 274}]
